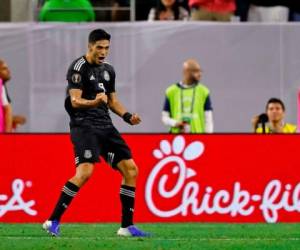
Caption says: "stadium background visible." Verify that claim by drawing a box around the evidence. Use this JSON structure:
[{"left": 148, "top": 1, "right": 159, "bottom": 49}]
[{"left": 1, "top": 23, "right": 300, "bottom": 133}]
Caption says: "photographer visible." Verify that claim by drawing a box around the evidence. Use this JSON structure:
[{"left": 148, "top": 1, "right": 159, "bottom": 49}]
[{"left": 252, "top": 98, "right": 297, "bottom": 133}]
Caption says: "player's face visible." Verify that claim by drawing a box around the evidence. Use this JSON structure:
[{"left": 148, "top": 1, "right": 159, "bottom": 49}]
[
  {"left": 88, "top": 40, "right": 110, "bottom": 65},
  {"left": 267, "top": 103, "right": 284, "bottom": 123},
  {"left": 0, "top": 62, "right": 11, "bottom": 82},
  {"left": 162, "top": 0, "right": 175, "bottom": 7}
]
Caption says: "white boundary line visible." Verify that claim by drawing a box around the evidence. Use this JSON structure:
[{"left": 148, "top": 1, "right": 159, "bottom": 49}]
[{"left": 0, "top": 237, "right": 300, "bottom": 241}]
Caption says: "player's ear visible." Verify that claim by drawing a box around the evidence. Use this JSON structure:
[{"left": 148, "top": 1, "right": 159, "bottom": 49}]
[{"left": 88, "top": 43, "right": 93, "bottom": 52}]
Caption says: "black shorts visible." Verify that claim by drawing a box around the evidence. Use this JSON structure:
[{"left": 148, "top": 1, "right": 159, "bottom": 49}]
[{"left": 70, "top": 126, "right": 132, "bottom": 169}]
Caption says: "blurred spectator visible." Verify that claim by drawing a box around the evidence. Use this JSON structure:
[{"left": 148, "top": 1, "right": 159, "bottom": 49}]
[
  {"left": 189, "top": 0, "right": 236, "bottom": 22},
  {"left": 0, "top": 59, "right": 26, "bottom": 132},
  {"left": 252, "top": 98, "right": 297, "bottom": 133},
  {"left": 290, "top": 2, "right": 300, "bottom": 21},
  {"left": 90, "top": 0, "right": 132, "bottom": 21},
  {"left": 90, "top": 0, "right": 111, "bottom": 21},
  {"left": 162, "top": 59, "right": 213, "bottom": 133},
  {"left": 0, "top": 78, "right": 6, "bottom": 132},
  {"left": 235, "top": 0, "right": 250, "bottom": 21},
  {"left": 179, "top": 0, "right": 190, "bottom": 12},
  {"left": 112, "top": 0, "right": 130, "bottom": 21},
  {"left": 248, "top": 1, "right": 290, "bottom": 22},
  {"left": 90, "top": 0, "right": 130, "bottom": 21},
  {"left": 148, "top": 0, "right": 189, "bottom": 21},
  {"left": 0, "top": 60, "right": 12, "bottom": 132}
]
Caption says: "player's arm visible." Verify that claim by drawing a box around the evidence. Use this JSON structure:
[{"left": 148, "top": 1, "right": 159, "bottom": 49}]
[
  {"left": 2, "top": 86, "right": 12, "bottom": 132},
  {"left": 204, "top": 95, "right": 214, "bottom": 133},
  {"left": 69, "top": 89, "right": 107, "bottom": 108},
  {"left": 3, "top": 104, "right": 13, "bottom": 132},
  {"left": 67, "top": 67, "right": 107, "bottom": 108},
  {"left": 161, "top": 96, "right": 184, "bottom": 128},
  {"left": 108, "top": 92, "right": 141, "bottom": 125}
]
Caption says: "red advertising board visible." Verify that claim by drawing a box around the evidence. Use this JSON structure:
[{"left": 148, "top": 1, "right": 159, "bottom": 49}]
[{"left": 0, "top": 134, "right": 299, "bottom": 223}]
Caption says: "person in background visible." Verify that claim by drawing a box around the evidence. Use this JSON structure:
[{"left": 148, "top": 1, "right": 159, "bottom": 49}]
[
  {"left": 290, "top": 2, "right": 300, "bottom": 21},
  {"left": 0, "top": 59, "right": 26, "bottom": 132},
  {"left": 89, "top": 0, "right": 112, "bottom": 21},
  {"left": 148, "top": 0, "right": 189, "bottom": 21},
  {"left": 235, "top": 0, "right": 250, "bottom": 21},
  {"left": 252, "top": 98, "right": 297, "bottom": 133},
  {"left": 248, "top": 0, "right": 290, "bottom": 22},
  {"left": 0, "top": 78, "right": 6, "bottom": 132},
  {"left": 112, "top": 0, "right": 130, "bottom": 21},
  {"left": 189, "top": 0, "right": 236, "bottom": 22},
  {"left": 162, "top": 59, "right": 213, "bottom": 133},
  {"left": 0, "top": 60, "right": 12, "bottom": 132},
  {"left": 178, "top": 0, "right": 189, "bottom": 12}
]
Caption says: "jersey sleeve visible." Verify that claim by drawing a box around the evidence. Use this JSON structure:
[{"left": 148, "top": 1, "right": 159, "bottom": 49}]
[
  {"left": 204, "top": 95, "right": 213, "bottom": 111},
  {"left": 163, "top": 96, "right": 171, "bottom": 112},
  {"left": 66, "top": 64, "right": 85, "bottom": 90}
]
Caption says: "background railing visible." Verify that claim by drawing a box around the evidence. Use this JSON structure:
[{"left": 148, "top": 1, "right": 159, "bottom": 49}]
[{"left": 34, "top": 0, "right": 136, "bottom": 21}]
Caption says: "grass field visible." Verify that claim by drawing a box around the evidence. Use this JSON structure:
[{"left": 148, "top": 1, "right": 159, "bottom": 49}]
[{"left": 0, "top": 223, "right": 300, "bottom": 250}]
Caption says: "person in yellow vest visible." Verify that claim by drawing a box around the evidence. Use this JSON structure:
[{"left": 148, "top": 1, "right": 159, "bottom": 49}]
[
  {"left": 162, "top": 59, "right": 213, "bottom": 133},
  {"left": 253, "top": 98, "right": 297, "bottom": 133}
]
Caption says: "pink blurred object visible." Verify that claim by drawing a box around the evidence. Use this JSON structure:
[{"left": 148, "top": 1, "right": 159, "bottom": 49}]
[
  {"left": 0, "top": 78, "right": 4, "bottom": 132},
  {"left": 298, "top": 89, "right": 300, "bottom": 132},
  {"left": 189, "top": 0, "right": 236, "bottom": 13}
]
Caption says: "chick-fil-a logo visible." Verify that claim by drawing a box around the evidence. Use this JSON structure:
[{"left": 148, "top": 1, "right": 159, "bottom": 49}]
[
  {"left": 0, "top": 179, "right": 37, "bottom": 218},
  {"left": 145, "top": 136, "right": 300, "bottom": 223}
]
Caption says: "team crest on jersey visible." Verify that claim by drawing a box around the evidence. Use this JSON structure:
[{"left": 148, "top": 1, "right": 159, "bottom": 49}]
[
  {"left": 103, "top": 71, "right": 110, "bottom": 81},
  {"left": 71, "top": 73, "right": 81, "bottom": 84},
  {"left": 98, "top": 83, "right": 106, "bottom": 92},
  {"left": 84, "top": 150, "right": 92, "bottom": 159}
]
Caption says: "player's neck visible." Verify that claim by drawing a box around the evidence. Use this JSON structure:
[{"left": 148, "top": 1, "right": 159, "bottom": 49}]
[{"left": 85, "top": 53, "right": 94, "bottom": 65}]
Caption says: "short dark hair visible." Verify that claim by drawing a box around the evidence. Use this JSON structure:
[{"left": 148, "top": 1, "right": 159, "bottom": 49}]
[
  {"left": 88, "top": 29, "right": 111, "bottom": 44},
  {"left": 266, "top": 98, "right": 285, "bottom": 111}
]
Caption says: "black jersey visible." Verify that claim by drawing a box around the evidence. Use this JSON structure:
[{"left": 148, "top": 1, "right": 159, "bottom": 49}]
[{"left": 65, "top": 56, "right": 116, "bottom": 128}]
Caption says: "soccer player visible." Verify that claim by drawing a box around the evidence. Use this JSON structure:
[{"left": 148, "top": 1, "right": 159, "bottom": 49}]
[{"left": 43, "top": 29, "right": 149, "bottom": 237}]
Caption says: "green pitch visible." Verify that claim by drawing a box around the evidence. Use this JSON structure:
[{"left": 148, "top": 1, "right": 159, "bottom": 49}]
[{"left": 0, "top": 223, "right": 300, "bottom": 250}]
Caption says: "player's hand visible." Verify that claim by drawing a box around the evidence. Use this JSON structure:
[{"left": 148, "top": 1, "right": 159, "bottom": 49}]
[
  {"left": 251, "top": 115, "right": 260, "bottom": 132},
  {"left": 130, "top": 113, "right": 141, "bottom": 125},
  {"left": 13, "top": 115, "right": 26, "bottom": 126},
  {"left": 95, "top": 93, "right": 108, "bottom": 105},
  {"left": 175, "top": 121, "right": 185, "bottom": 132},
  {"left": 175, "top": 121, "right": 184, "bottom": 129}
]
